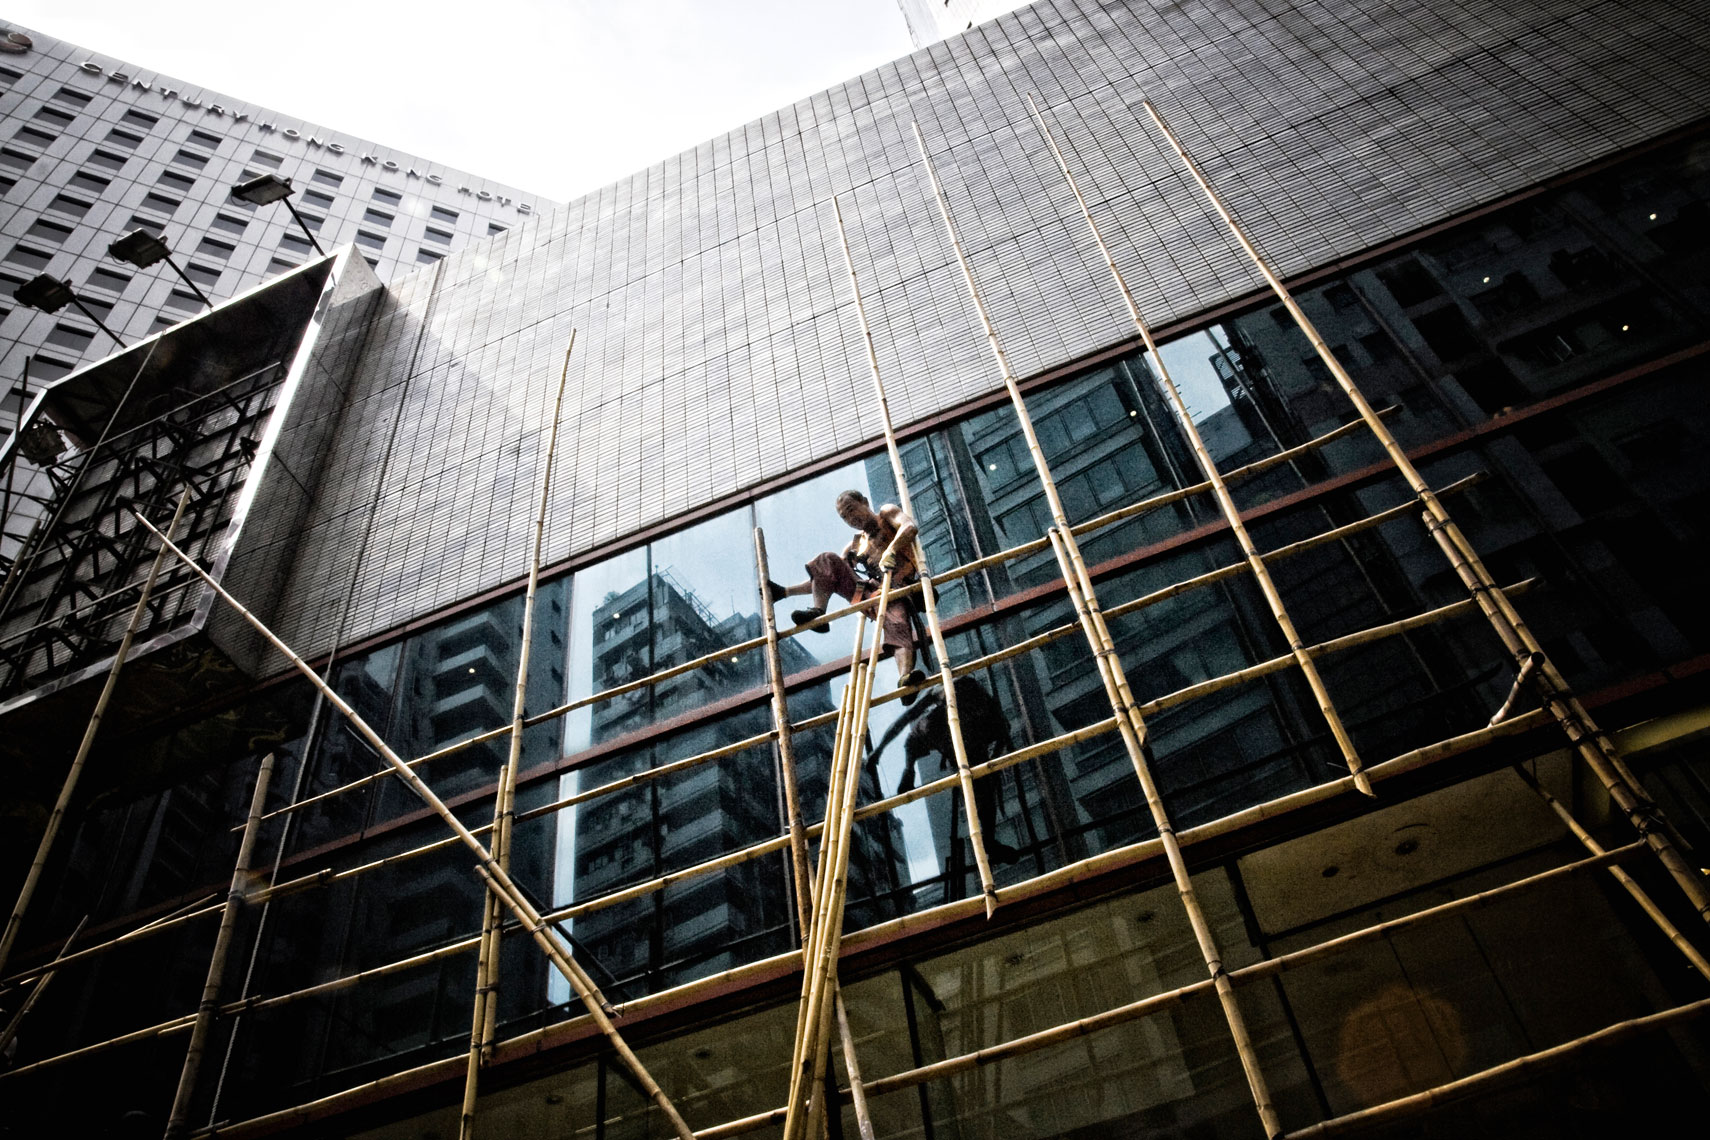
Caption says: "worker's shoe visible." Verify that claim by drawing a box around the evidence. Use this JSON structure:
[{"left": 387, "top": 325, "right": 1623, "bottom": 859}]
[
  {"left": 897, "top": 669, "right": 927, "bottom": 705},
  {"left": 765, "top": 580, "right": 789, "bottom": 603},
  {"left": 791, "top": 606, "right": 830, "bottom": 633}
]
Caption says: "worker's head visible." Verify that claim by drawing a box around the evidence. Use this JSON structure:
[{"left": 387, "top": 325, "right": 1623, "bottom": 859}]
[{"left": 835, "top": 489, "right": 873, "bottom": 527}]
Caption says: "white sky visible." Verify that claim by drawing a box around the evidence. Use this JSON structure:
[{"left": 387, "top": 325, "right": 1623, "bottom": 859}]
[{"left": 6, "top": 0, "right": 916, "bottom": 201}]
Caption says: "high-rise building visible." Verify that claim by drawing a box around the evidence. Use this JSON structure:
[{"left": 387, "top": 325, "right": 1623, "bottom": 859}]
[
  {"left": 2, "top": 2, "right": 1709, "bottom": 1137},
  {"left": 0, "top": 21, "right": 555, "bottom": 427}
]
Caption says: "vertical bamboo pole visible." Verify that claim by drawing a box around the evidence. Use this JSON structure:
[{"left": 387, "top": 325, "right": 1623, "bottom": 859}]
[
  {"left": 911, "top": 121, "right": 1284, "bottom": 1138},
  {"left": 0, "top": 486, "right": 191, "bottom": 978},
  {"left": 831, "top": 195, "right": 1001, "bottom": 912},
  {"left": 459, "top": 333, "right": 575, "bottom": 1140},
  {"left": 164, "top": 751, "right": 276, "bottom": 1138},
  {"left": 755, "top": 528, "right": 816, "bottom": 938},
  {"left": 835, "top": 989, "right": 877, "bottom": 1140},
  {"left": 0, "top": 915, "right": 86, "bottom": 1056},
  {"left": 128, "top": 510, "right": 697, "bottom": 1140},
  {"left": 1024, "top": 95, "right": 1371, "bottom": 797},
  {"left": 1139, "top": 99, "right": 1710, "bottom": 922}
]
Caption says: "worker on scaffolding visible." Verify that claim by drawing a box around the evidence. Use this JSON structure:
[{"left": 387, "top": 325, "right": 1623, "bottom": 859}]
[{"left": 768, "top": 489, "right": 928, "bottom": 703}]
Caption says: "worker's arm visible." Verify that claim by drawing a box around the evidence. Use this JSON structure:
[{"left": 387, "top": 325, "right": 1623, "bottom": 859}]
[{"left": 877, "top": 505, "right": 917, "bottom": 572}]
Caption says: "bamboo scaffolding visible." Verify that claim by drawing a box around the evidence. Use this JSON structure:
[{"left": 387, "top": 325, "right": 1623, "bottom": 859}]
[
  {"left": 1510, "top": 765, "right": 1710, "bottom": 979},
  {"left": 694, "top": 838, "right": 1651, "bottom": 1140},
  {"left": 832, "top": 194, "right": 1000, "bottom": 916},
  {"left": 0, "top": 915, "right": 85, "bottom": 1056},
  {"left": 0, "top": 487, "right": 191, "bottom": 979},
  {"left": 127, "top": 509, "right": 697, "bottom": 1140},
  {"left": 913, "top": 118, "right": 1284, "bottom": 1138},
  {"left": 250, "top": 407, "right": 1392, "bottom": 831},
  {"left": 1281, "top": 996, "right": 1710, "bottom": 1138},
  {"left": 460, "top": 335, "right": 575, "bottom": 1140},
  {"left": 0, "top": 894, "right": 221, "bottom": 994},
  {"left": 1027, "top": 94, "right": 1370, "bottom": 797},
  {"left": 1139, "top": 98, "right": 1710, "bottom": 924},
  {"left": 165, "top": 751, "right": 275, "bottom": 1138}
]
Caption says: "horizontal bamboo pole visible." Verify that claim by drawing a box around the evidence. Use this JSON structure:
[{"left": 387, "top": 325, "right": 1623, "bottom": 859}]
[
  {"left": 0, "top": 897, "right": 224, "bottom": 992},
  {"left": 1281, "top": 996, "right": 1710, "bottom": 1138}
]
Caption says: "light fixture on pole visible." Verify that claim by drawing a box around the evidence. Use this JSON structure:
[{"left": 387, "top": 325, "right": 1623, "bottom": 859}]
[
  {"left": 13, "top": 274, "right": 126, "bottom": 348},
  {"left": 231, "top": 173, "right": 326, "bottom": 255},
  {"left": 108, "top": 229, "right": 213, "bottom": 311}
]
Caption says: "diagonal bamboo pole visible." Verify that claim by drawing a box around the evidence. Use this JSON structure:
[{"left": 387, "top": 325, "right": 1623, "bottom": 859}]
[
  {"left": 832, "top": 194, "right": 1000, "bottom": 916},
  {"left": 0, "top": 486, "right": 191, "bottom": 978},
  {"left": 165, "top": 752, "right": 276, "bottom": 1138},
  {"left": 128, "top": 508, "right": 697, "bottom": 1140},
  {"left": 1139, "top": 98, "right": 1710, "bottom": 923},
  {"left": 460, "top": 333, "right": 575, "bottom": 1140},
  {"left": 913, "top": 119, "right": 1284, "bottom": 1138},
  {"left": 0, "top": 915, "right": 85, "bottom": 1056},
  {"left": 1510, "top": 764, "right": 1710, "bottom": 978},
  {"left": 1026, "top": 94, "right": 1370, "bottom": 796}
]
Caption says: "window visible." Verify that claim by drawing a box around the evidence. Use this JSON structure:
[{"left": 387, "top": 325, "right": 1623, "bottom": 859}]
[
  {"left": 250, "top": 149, "right": 283, "bottom": 168},
  {"left": 163, "top": 289, "right": 202, "bottom": 312},
  {"left": 196, "top": 237, "right": 236, "bottom": 260},
  {"left": 140, "top": 192, "right": 180, "bottom": 215},
  {"left": 104, "top": 128, "right": 144, "bottom": 150},
  {"left": 296, "top": 213, "right": 324, "bottom": 231},
  {"left": 85, "top": 149, "right": 127, "bottom": 171},
  {"left": 354, "top": 230, "right": 386, "bottom": 250},
  {"left": 416, "top": 248, "right": 443, "bottom": 264},
  {"left": 45, "top": 324, "right": 95, "bottom": 353},
  {"left": 13, "top": 125, "right": 57, "bottom": 148},
  {"left": 25, "top": 219, "right": 74, "bottom": 245},
  {"left": 171, "top": 148, "right": 208, "bottom": 170},
  {"left": 121, "top": 109, "right": 158, "bottom": 129},
  {"left": 266, "top": 257, "right": 298, "bottom": 275},
  {"left": 86, "top": 267, "right": 131, "bottom": 293},
  {"left": 310, "top": 168, "right": 342, "bottom": 187},
  {"left": 33, "top": 106, "right": 76, "bottom": 129},
  {"left": 157, "top": 170, "right": 196, "bottom": 192},
  {"left": 0, "top": 175, "right": 13, "bottom": 196},
  {"left": 46, "top": 195, "right": 92, "bottom": 220},
  {"left": 363, "top": 207, "right": 394, "bottom": 227},
  {"left": 3, "top": 245, "right": 52, "bottom": 271},
  {"left": 0, "top": 147, "right": 35, "bottom": 171},
  {"left": 0, "top": 66, "right": 24, "bottom": 87},
  {"left": 30, "top": 355, "right": 75, "bottom": 382},
  {"left": 429, "top": 205, "right": 459, "bottom": 224},
  {"left": 209, "top": 214, "right": 247, "bottom": 236},
  {"left": 125, "top": 215, "right": 164, "bottom": 235},
  {"left": 487, "top": 223, "right": 507, "bottom": 236},
  {"left": 75, "top": 294, "right": 113, "bottom": 321},
  {"left": 186, "top": 129, "right": 221, "bottom": 150},
  {"left": 149, "top": 315, "right": 178, "bottom": 334},
  {"left": 52, "top": 87, "right": 93, "bottom": 108},
  {"left": 279, "top": 231, "right": 311, "bottom": 253},
  {"left": 423, "top": 226, "right": 452, "bottom": 245},
  {"left": 302, "top": 188, "right": 334, "bottom": 209},
  {"left": 372, "top": 187, "right": 402, "bottom": 205},
  {"left": 184, "top": 263, "right": 220, "bottom": 289},
  {"left": 70, "top": 171, "right": 111, "bottom": 195}
]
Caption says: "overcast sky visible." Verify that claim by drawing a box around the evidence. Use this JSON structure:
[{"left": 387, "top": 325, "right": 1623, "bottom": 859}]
[{"left": 6, "top": 1, "right": 917, "bottom": 201}]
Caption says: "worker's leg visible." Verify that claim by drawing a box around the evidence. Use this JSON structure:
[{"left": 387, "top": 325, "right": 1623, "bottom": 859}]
[{"left": 779, "top": 553, "right": 856, "bottom": 632}]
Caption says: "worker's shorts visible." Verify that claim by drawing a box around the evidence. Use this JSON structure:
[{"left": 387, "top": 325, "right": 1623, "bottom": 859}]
[{"left": 805, "top": 552, "right": 917, "bottom": 653}]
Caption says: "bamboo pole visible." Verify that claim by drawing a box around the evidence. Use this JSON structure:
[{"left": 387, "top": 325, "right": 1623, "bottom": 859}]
[
  {"left": 1510, "top": 765, "right": 1710, "bottom": 979},
  {"left": 460, "top": 335, "right": 575, "bottom": 1140},
  {"left": 1282, "top": 996, "right": 1710, "bottom": 1138},
  {"left": 0, "top": 915, "right": 85, "bottom": 1056},
  {"left": 1027, "top": 94, "right": 1370, "bottom": 796},
  {"left": 165, "top": 752, "right": 276, "bottom": 1138},
  {"left": 0, "top": 486, "right": 191, "bottom": 978},
  {"left": 0, "top": 895, "right": 221, "bottom": 994},
  {"left": 833, "top": 987, "right": 876, "bottom": 1140},
  {"left": 831, "top": 194, "right": 1000, "bottom": 917},
  {"left": 914, "top": 119, "right": 1284, "bottom": 1138},
  {"left": 1139, "top": 98, "right": 1710, "bottom": 923},
  {"left": 128, "top": 509, "right": 697, "bottom": 1140},
  {"left": 755, "top": 528, "right": 816, "bottom": 939}
]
